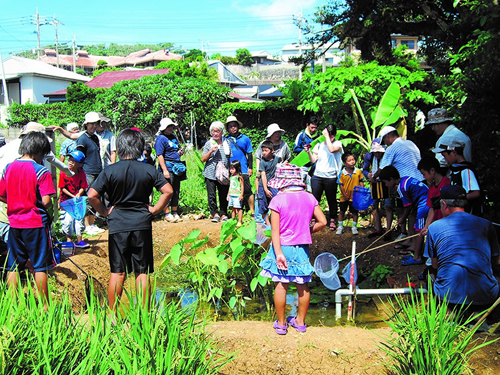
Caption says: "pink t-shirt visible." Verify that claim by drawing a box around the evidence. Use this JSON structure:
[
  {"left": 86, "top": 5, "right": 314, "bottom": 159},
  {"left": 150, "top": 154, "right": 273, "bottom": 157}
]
[
  {"left": 268, "top": 189, "right": 318, "bottom": 246},
  {"left": 0, "top": 159, "right": 56, "bottom": 228}
]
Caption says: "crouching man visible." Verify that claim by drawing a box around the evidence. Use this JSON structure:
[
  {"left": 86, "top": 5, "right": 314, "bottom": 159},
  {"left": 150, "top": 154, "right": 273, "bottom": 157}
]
[
  {"left": 425, "top": 185, "right": 500, "bottom": 321},
  {"left": 88, "top": 129, "right": 172, "bottom": 312}
]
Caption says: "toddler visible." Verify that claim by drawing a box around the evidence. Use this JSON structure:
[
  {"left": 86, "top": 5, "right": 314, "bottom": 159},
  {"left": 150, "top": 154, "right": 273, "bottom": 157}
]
[{"left": 227, "top": 160, "right": 244, "bottom": 227}]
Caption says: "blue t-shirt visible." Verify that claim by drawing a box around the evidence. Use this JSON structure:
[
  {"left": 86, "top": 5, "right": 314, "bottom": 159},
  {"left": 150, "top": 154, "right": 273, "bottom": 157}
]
[
  {"left": 425, "top": 211, "right": 499, "bottom": 305},
  {"left": 398, "top": 176, "right": 429, "bottom": 219},
  {"left": 155, "top": 134, "right": 181, "bottom": 172},
  {"left": 227, "top": 133, "right": 253, "bottom": 174},
  {"left": 76, "top": 132, "right": 102, "bottom": 175}
]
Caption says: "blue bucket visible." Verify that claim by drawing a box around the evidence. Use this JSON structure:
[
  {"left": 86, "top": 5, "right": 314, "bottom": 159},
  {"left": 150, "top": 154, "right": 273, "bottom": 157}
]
[{"left": 352, "top": 186, "right": 374, "bottom": 211}]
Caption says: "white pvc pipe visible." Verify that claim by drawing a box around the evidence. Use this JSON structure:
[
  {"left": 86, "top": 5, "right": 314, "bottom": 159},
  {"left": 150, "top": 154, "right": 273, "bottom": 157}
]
[{"left": 335, "top": 287, "right": 427, "bottom": 319}]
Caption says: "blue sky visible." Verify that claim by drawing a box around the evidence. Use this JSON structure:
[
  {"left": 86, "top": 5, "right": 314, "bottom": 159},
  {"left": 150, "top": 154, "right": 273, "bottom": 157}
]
[{"left": 0, "top": 0, "right": 323, "bottom": 58}]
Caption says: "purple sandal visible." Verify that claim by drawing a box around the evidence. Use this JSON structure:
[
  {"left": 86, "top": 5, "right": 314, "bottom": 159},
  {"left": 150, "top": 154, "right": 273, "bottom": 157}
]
[
  {"left": 273, "top": 320, "right": 288, "bottom": 335},
  {"left": 287, "top": 316, "right": 307, "bottom": 332}
]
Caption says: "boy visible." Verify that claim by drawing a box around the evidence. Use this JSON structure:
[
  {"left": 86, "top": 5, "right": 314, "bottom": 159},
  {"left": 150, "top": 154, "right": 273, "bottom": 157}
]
[
  {"left": 59, "top": 150, "right": 89, "bottom": 248},
  {"left": 380, "top": 166, "right": 429, "bottom": 265},
  {"left": 418, "top": 155, "right": 450, "bottom": 235},
  {"left": 433, "top": 137, "right": 481, "bottom": 216},
  {"left": 336, "top": 152, "right": 364, "bottom": 235},
  {"left": 88, "top": 129, "right": 173, "bottom": 312},
  {"left": 0, "top": 132, "right": 56, "bottom": 305},
  {"left": 258, "top": 140, "right": 280, "bottom": 223}
]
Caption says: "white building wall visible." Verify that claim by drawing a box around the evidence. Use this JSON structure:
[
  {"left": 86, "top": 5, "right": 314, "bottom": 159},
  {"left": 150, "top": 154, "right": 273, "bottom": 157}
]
[{"left": 19, "top": 75, "right": 73, "bottom": 104}]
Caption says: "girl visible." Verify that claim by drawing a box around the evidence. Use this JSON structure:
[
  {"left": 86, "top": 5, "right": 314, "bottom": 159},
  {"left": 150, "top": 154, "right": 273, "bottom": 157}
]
[
  {"left": 227, "top": 160, "right": 244, "bottom": 227},
  {"left": 259, "top": 164, "right": 327, "bottom": 335}
]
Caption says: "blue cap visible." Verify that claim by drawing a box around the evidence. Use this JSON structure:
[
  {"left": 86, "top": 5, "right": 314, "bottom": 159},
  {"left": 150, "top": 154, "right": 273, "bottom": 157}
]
[{"left": 68, "top": 150, "right": 85, "bottom": 163}]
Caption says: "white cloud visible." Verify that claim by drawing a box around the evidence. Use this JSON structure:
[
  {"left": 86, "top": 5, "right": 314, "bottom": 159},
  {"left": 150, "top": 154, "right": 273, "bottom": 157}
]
[{"left": 235, "top": 0, "right": 317, "bottom": 18}]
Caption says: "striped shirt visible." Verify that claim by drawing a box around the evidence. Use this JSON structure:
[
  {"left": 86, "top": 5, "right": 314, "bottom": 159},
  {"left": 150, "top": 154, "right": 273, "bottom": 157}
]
[
  {"left": 202, "top": 138, "right": 232, "bottom": 180},
  {"left": 380, "top": 137, "right": 423, "bottom": 181}
]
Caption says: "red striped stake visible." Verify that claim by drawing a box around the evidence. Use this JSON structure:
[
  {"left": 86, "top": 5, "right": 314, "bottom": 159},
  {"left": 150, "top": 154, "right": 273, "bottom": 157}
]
[{"left": 347, "top": 241, "right": 356, "bottom": 321}]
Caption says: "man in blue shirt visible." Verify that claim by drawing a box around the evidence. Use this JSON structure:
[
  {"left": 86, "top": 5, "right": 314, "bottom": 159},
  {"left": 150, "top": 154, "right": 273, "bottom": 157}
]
[
  {"left": 293, "top": 116, "right": 320, "bottom": 154},
  {"left": 425, "top": 185, "right": 500, "bottom": 316},
  {"left": 225, "top": 116, "right": 255, "bottom": 215}
]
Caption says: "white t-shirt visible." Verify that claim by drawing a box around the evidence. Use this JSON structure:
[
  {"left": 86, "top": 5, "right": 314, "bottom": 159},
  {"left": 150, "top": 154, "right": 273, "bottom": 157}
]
[{"left": 312, "top": 141, "right": 343, "bottom": 179}]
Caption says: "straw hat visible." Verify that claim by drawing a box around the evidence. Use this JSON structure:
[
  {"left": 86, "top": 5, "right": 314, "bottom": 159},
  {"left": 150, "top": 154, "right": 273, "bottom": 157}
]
[
  {"left": 266, "top": 123, "right": 285, "bottom": 138},
  {"left": 225, "top": 115, "right": 243, "bottom": 131},
  {"left": 156, "top": 118, "right": 178, "bottom": 136}
]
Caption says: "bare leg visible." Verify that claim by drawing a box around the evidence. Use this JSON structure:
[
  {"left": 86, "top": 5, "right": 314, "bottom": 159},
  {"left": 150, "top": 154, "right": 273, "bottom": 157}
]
[
  {"left": 135, "top": 273, "right": 150, "bottom": 310},
  {"left": 34, "top": 271, "right": 49, "bottom": 308},
  {"left": 231, "top": 208, "right": 236, "bottom": 219},
  {"left": 386, "top": 206, "right": 393, "bottom": 231},
  {"left": 274, "top": 282, "right": 289, "bottom": 326},
  {"left": 372, "top": 204, "right": 382, "bottom": 232},
  {"left": 108, "top": 272, "right": 127, "bottom": 313},
  {"left": 412, "top": 234, "right": 424, "bottom": 261},
  {"left": 248, "top": 194, "right": 255, "bottom": 214},
  {"left": 237, "top": 208, "right": 243, "bottom": 224},
  {"left": 7, "top": 271, "right": 19, "bottom": 293},
  {"left": 295, "top": 283, "right": 310, "bottom": 326}
]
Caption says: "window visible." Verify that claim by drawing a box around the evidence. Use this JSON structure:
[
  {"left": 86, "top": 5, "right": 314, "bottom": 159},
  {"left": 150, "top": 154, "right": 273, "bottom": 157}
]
[{"left": 400, "top": 40, "right": 415, "bottom": 49}]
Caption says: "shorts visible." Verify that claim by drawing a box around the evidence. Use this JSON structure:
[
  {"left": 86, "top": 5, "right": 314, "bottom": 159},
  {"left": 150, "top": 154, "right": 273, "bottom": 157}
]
[
  {"left": 108, "top": 229, "right": 154, "bottom": 274},
  {"left": 228, "top": 196, "right": 242, "bottom": 208},
  {"left": 414, "top": 205, "right": 430, "bottom": 231},
  {"left": 339, "top": 201, "right": 358, "bottom": 214},
  {"left": 7, "top": 226, "right": 54, "bottom": 272}
]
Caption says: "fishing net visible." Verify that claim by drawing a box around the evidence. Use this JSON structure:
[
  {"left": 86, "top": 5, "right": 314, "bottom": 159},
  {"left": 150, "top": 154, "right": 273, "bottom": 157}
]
[
  {"left": 341, "top": 261, "right": 358, "bottom": 285},
  {"left": 60, "top": 197, "right": 87, "bottom": 220},
  {"left": 314, "top": 253, "right": 341, "bottom": 290}
]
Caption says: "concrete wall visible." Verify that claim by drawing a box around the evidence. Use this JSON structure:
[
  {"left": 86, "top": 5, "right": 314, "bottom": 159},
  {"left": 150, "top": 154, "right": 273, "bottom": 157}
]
[
  {"left": 20, "top": 75, "right": 72, "bottom": 105},
  {"left": 227, "top": 64, "right": 301, "bottom": 85}
]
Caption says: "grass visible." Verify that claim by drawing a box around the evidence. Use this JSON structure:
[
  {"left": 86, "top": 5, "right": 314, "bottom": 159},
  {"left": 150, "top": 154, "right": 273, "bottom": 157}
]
[
  {"left": 379, "top": 284, "right": 499, "bottom": 374},
  {"left": 0, "top": 274, "right": 233, "bottom": 374}
]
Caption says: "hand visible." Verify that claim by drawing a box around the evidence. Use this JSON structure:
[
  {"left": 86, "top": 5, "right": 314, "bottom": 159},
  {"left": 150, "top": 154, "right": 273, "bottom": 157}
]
[
  {"left": 47, "top": 125, "right": 61, "bottom": 132},
  {"left": 420, "top": 228, "right": 428, "bottom": 237},
  {"left": 397, "top": 218, "right": 404, "bottom": 226},
  {"left": 304, "top": 144, "right": 311, "bottom": 152},
  {"left": 227, "top": 196, "right": 230, "bottom": 201},
  {"left": 178, "top": 149, "right": 185, "bottom": 156},
  {"left": 239, "top": 195, "right": 243, "bottom": 201},
  {"left": 107, "top": 206, "right": 115, "bottom": 217},
  {"left": 163, "top": 171, "right": 170, "bottom": 179},
  {"left": 322, "top": 128, "right": 330, "bottom": 138},
  {"left": 210, "top": 145, "right": 219, "bottom": 154},
  {"left": 247, "top": 168, "right": 253, "bottom": 177},
  {"left": 276, "top": 254, "right": 288, "bottom": 271},
  {"left": 265, "top": 189, "right": 273, "bottom": 198}
]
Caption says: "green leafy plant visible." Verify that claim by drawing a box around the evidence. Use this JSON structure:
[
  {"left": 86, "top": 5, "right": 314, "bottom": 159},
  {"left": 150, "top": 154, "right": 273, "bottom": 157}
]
[
  {"left": 369, "top": 264, "right": 394, "bottom": 288},
  {"left": 160, "top": 220, "right": 273, "bottom": 318},
  {"left": 380, "top": 286, "right": 499, "bottom": 374}
]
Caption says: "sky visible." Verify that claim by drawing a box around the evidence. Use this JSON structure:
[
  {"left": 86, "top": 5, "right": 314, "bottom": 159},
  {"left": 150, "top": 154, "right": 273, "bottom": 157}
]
[{"left": 0, "top": 0, "right": 323, "bottom": 58}]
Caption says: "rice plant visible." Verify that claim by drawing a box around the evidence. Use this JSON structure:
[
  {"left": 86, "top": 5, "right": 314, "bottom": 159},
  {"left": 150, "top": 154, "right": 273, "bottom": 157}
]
[
  {"left": 0, "top": 273, "right": 232, "bottom": 374},
  {"left": 379, "top": 284, "right": 499, "bottom": 375}
]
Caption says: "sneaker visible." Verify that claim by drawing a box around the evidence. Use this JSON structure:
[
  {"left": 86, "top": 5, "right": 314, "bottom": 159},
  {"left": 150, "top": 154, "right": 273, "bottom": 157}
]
[
  {"left": 74, "top": 241, "right": 90, "bottom": 249},
  {"left": 173, "top": 213, "right": 182, "bottom": 222},
  {"left": 395, "top": 233, "right": 408, "bottom": 241},
  {"left": 85, "top": 226, "right": 98, "bottom": 235},
  {"left": 236, "top": 222, "right": 243, "bottom": 228},
  {"left": 336, "top": 227, "right": 344, "bottom": 235},
  {"left": 220, "top": 216, "right": 229, "bottom": 222},
  {"left": 91, "top": 225, "right": 105, "bottom": 233},
  {"left": 211, "top": 215, "right": 220, "bottom": 223},
  {"left": 165, "top": 213, "right": 177, "bottom": 222},
  {"left": 351, "top": 227, "right": 359, "bottom": 235}
]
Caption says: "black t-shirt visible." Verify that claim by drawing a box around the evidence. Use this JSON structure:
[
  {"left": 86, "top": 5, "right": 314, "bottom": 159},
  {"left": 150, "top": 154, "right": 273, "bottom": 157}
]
[{"left": 91, "top": 159, "right": 169, "bottom": 234}]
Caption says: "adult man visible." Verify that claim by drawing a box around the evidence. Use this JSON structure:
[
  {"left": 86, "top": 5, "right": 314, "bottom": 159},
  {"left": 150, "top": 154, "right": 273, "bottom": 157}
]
[
  {"left": 426, "top": 108, "right": 472, "bottom": 167},
  {"left": 225, "top": 116, "right": 255, "bottom": 214},
  {"left": 96, "top": 113, "right": 117, "bottom": 168},
  {"left": 425, "top": 185, "right": 499, "bottom": 312},
  {"left": 77, "top": 112, "right": 104, "bottom": 235},
  {"left": 293, "top": 116, "right": 320, "bottom": 154}
]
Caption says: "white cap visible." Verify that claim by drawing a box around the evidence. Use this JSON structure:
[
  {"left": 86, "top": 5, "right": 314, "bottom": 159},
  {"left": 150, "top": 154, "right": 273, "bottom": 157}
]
[
  {"left": 378, "top": 126, "right": 397, "bottom": 140},
  {"left": 83, "top": 112, "right": 101, "bottom": 125},
  {"left": 266, "top": 123, "right": 285, "bottom": 138}
]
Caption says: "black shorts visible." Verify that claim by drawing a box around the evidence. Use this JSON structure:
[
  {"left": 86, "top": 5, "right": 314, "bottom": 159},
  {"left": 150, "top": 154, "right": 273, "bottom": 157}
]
[
  {"left": 108, "top": 229, "right": 154, "bottom": 274},
  {"left": 242, "top": 174, "right": 253, "bottom": 198},
  {"left": 339, "top": 201, "right": 358, "bottom": 214}
]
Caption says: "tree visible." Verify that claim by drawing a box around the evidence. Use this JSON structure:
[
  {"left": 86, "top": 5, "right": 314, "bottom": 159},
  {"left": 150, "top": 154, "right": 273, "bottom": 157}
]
[
  {"left": 183, "top": 49, "right": 206, "bottom": 61},
  {"left": 236, "top": 48, "right": 254, "bottom": 66},
  {"left": 155, "top": 59, "right": 218, "bottom": 82}
]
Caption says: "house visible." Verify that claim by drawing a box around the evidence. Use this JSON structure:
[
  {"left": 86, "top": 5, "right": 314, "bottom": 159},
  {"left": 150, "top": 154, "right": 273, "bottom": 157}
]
[
  {"left": 232, "top": 84, "right": 284, "bottom": 101},
  {"left": 207, "top": 60, "right": 247, "bottom": 87},
  {"left": 0, "top": 56, "right": 90, "bottom": 105},
  {"left": 40, "top": 48, "right": 182, "bottom": 74},
  {"left": 345, "top": 34, "right": 419, "bottom": 55},
  {"left": 281, "top": 42, "right": 346, "bottom": 66},
  {"left": 250, "top": 51, "right": 281, "bottom": 65},
  {"left": 43, "top": 68, "right": 171, "bottom": 102}
]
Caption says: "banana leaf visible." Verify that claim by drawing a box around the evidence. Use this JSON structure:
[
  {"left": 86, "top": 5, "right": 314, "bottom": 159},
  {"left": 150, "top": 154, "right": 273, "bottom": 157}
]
[{"left": 290, "top": 135, "right": 325, "bottom": 166}]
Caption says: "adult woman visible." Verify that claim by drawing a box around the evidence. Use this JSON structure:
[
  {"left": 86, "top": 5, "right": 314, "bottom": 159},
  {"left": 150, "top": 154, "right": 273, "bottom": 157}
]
[
  {"left": 155, "top": 117, "right": 185, "bottom": 223},
  {"left": 201, "top": 121, "right": 232, "bottom": 222},
  {"left": 305, "top": 124, "right": 343, "bottom": 231}
]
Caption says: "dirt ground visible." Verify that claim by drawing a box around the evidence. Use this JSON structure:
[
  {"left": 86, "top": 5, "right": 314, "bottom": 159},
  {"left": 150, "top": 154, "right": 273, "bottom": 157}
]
[{"left": 48, "top": 217, "right": 500, "bottom": 375}]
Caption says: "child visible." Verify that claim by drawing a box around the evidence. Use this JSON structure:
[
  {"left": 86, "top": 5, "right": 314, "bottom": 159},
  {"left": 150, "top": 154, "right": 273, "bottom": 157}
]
[
  {"left": 380, "top": 166, "right": 429, "bottom": 266},
  {"left": 0, "top": 132, "right": 56, "bottom": 306},
  {"left": 258, "top": 140, "right": 280, "bottom": 223},
  {"left": 433, "top": 137, "right": 481, "bottom": 216},
  {"left": 336, "top": 152, "right": 364, "bottom": 235},
  {"left": 88, "top": 129, "right": 173, "bottom": 312},
  {"left": 227, "top": 160, "right": 244, "bottom": 227},
  {"left": 259, "top": 164, "right": 327, "bottom": 335},
  {"left": 59, "top": 151, "right": 90, "bottom": 248},
  {"left": 418, "top": 155, "right": 450, "bottom": 235}
]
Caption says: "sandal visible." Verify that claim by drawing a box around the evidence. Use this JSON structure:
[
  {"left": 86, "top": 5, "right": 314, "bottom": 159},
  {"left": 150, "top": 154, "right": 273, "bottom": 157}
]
[
  {"left": 273, "top": 320, "right": 288, "bottom": 335},
  {"left": 394, "top": 243, "right": 410, "bottom": 250},
  {"left": 401, "top": 258, "right": 424, "bottom": 266},
  {"left": 287, "top": 316, "right": 307, "bottom": 333},
  {"left": 329, "top": 220, "right": 337, "bottom": 231},
  {"left": 398, "top": 249, "right": 413, "bottom": 255}
]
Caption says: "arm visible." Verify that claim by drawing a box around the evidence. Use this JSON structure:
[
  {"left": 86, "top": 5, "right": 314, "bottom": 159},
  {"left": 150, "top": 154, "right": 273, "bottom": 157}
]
[
  {"left": 88, "top": 188, "right": 112, "bottom": 218},
  {"left": 149, "top": 183, "right": 173, "bottom": 216},
  {"left": 41, "top": 195, "right": 52, "bottom": 209},
  {"left": 239, "top": 176, "right": 244, "bottom": 201},
  {"left": 397, "top": 205, "right": 413, "bottom": 226},
  {"left": 270, "top": 210, "right": 287, "bottom": 271},
  {"left": 311, "top": 205, "right": 327, "bottom": 233},
  {"left": 467, "top": 190, "right": 480, "bottom": 201},
  {"left": 61, "top": 188, "right": 76, "bottom": 199},
  {"left": 261, "top": 171, "right": 272, "bottom": 198},
  {"left": 323, "top": 128, "right": 342, "bottom": 153},
  {"left": 201, "top": 144, "right": 219, "bottom": 163},
  {"left": 110, "top": 151, "right": 117, "bottom": 164},
  {"left": 305, "top": 144, "right": 318, "bottom": 164},
  {"left": 157, "top": 155, "right": 170, "bottom": 179},
  {"left": 50, "top": 126, "right": 79, "bottom": 140},
  {"left": 420, "top": 208, "right": 435, "bottom": 237},
  {"left": 75, "top": 188, "right": 84, "bottom": 198},
  {"left": 254, "top": 158, "right": 261, "bottom": 192},
  {"left": 246, "top": 152, "right": 253, "bottom": 177}
]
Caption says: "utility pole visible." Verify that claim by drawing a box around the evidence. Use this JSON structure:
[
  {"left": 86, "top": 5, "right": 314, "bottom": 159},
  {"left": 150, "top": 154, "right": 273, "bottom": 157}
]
[
  {"left": 72, "top": 36, "right": 76, "bottom": 72},
  {"left": 51, "top": 15, "right": 64, "bottom": 68},
  {"left": 298, "top": 10, "right": 302, "bottom": 80},
  {"left": 0, "top": 44, "right": 10, "bottom": 107},
  {"left": 31, "top": 8, "right": 49, "bottom": 59}
]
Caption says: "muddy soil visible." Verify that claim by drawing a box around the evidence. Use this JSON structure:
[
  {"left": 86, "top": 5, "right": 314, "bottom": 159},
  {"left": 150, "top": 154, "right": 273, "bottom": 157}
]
[{"left": 48, "top": 217, "right": 500, "bottom": 375}]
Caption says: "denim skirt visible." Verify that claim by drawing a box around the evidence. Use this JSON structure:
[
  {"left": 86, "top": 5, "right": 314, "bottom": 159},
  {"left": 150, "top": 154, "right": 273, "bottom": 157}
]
[{"left": 259, "top": 244, "right": 315, "bottom": 283}]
